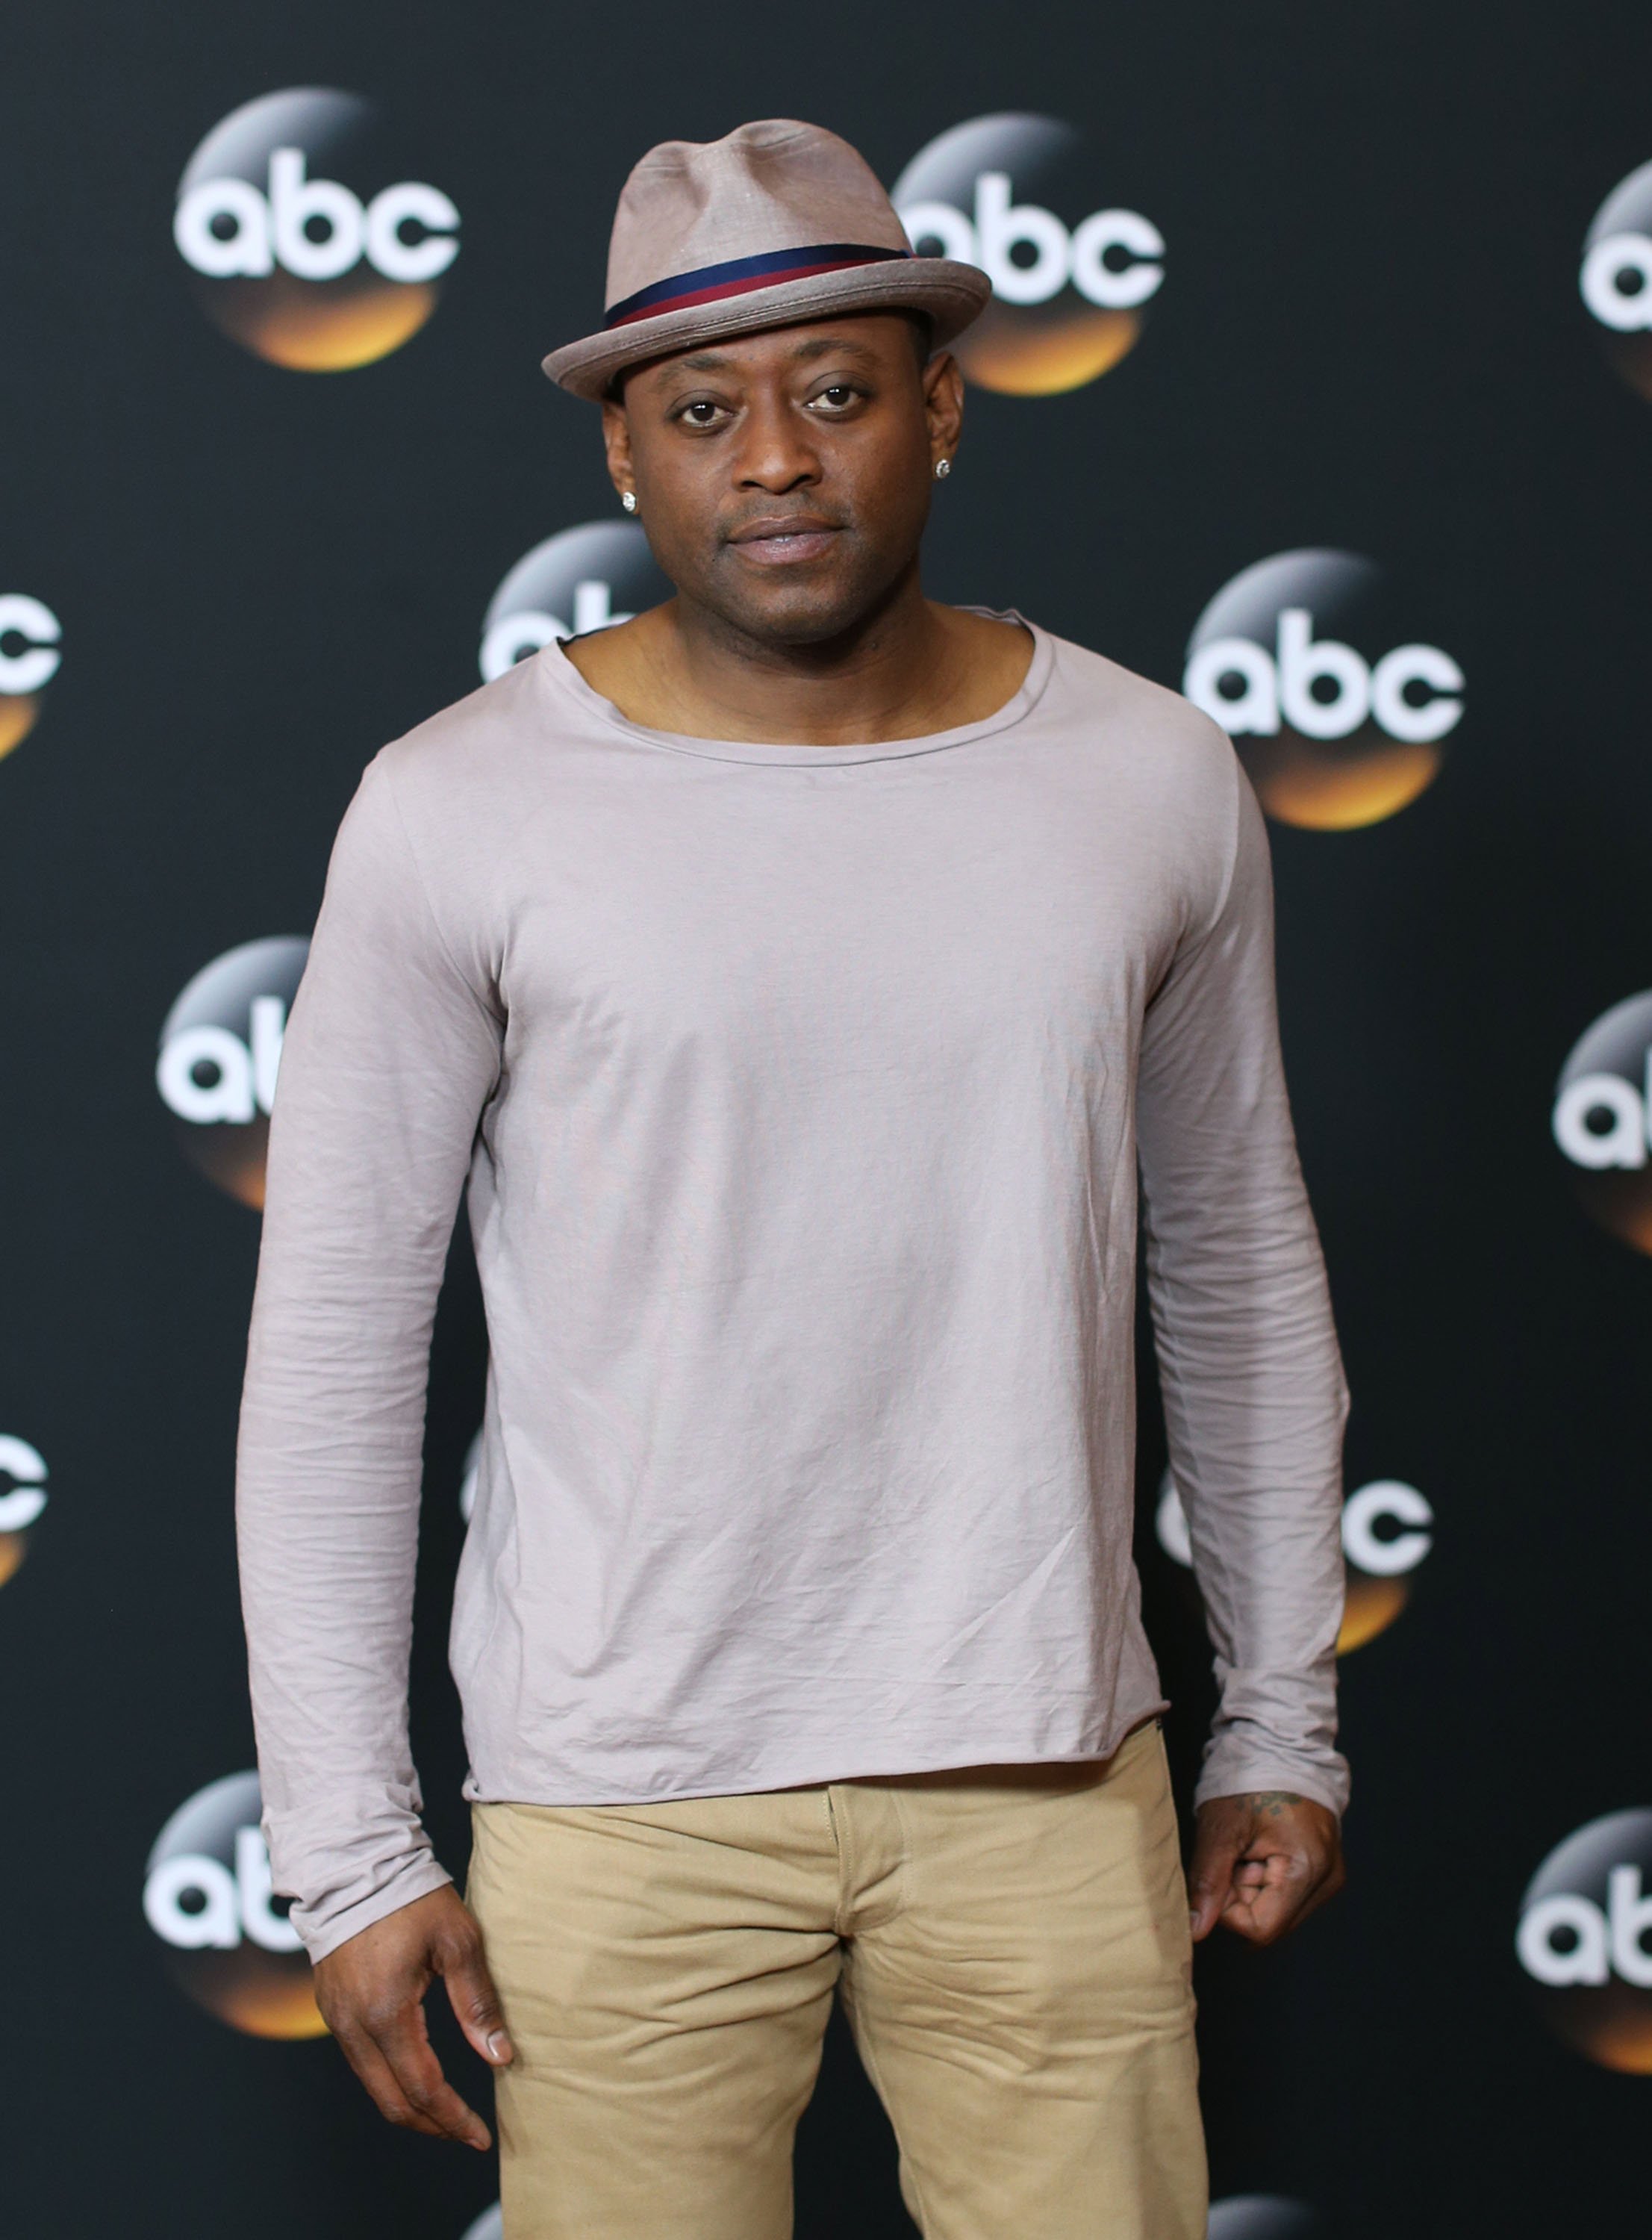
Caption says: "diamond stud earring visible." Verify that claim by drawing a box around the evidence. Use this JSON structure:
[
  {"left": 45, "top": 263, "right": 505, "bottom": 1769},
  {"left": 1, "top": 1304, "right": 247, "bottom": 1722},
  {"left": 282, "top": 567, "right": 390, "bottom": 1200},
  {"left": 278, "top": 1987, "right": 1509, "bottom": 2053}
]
[
  {"left": 621, "top": 491, "right": 638, "bottom": 514},
  {"left": 934, "top": 458, "right": 951, "bottom": 479}
]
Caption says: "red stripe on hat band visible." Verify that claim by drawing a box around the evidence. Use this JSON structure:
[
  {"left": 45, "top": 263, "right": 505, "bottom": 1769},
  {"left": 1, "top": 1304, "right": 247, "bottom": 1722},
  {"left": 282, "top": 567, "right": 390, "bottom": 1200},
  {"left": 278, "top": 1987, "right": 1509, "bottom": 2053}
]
[{"left": 605, "top": 258, "right": 896, "bottom": 329}]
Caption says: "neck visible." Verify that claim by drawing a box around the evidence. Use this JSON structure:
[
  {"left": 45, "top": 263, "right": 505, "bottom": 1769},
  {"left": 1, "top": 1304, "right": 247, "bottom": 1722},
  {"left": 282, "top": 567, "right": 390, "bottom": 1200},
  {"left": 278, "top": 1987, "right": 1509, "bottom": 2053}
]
[
  {"left": 561, "top": 564, "right": 1035, "bottom": 747},
  {"left": 646, "top": 564, "right": 958, "bottom": 745}
]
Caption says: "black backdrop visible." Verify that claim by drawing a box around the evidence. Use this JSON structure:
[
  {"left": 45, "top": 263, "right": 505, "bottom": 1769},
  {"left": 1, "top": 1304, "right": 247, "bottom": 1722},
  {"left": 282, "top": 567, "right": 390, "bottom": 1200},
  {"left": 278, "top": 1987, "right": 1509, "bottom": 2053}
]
[{"left": 4, "top": 4, "right": 1651, "bottom": 2233}]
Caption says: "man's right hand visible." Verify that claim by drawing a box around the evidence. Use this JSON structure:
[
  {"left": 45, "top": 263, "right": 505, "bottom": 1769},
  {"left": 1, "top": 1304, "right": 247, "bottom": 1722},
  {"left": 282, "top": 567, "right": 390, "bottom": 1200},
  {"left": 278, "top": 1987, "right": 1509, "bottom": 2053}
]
[{"left": 314, "top": 1885, "right": 514, "bottom": 2150}]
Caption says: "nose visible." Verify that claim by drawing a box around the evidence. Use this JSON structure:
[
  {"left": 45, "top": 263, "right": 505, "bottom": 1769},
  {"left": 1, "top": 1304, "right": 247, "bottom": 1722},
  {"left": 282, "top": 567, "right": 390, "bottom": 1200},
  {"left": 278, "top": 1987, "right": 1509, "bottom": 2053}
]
[{"left": 731, "top": 390, "right": 821, "bottom": 494}]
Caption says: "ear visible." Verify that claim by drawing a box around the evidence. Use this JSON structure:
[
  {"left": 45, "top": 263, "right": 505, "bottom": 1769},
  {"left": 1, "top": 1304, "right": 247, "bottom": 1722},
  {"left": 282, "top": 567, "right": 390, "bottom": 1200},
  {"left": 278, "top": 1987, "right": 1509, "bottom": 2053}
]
[
  {"left": 922, "top": 351, "right": 964, "bottom": 473},
  {"left": 601, "top": 397, "right": 636, "bottom": 508}
]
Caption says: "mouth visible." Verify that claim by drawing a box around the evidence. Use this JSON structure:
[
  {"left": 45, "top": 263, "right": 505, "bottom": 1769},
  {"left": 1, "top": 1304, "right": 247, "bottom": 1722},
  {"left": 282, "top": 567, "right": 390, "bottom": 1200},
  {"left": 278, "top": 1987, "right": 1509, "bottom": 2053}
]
[{"left": 725, "top": 517, "right": 843, "bottom": 567}]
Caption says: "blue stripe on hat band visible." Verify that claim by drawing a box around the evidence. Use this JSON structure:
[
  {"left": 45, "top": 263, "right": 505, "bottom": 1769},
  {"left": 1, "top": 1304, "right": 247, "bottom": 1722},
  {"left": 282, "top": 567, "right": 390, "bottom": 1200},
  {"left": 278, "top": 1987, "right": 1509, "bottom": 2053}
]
[{"left": 604, "top": 243, "right": 913, "bottom": 329}]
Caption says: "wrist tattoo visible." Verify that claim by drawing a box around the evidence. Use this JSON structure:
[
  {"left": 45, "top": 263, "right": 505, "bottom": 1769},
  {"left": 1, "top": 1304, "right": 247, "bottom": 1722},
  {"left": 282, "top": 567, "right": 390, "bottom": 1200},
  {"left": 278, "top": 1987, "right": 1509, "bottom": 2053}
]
[{"left": 1246, "top": 1791, "right": 1306, "bottom": 1818}]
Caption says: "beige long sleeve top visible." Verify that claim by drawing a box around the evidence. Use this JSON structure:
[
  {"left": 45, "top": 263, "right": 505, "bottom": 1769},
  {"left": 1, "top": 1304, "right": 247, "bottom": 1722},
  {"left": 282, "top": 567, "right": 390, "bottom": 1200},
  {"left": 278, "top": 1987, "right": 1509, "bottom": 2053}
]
[{"left": 236, "top": 617, "right": 1350, "bottom": 1961}]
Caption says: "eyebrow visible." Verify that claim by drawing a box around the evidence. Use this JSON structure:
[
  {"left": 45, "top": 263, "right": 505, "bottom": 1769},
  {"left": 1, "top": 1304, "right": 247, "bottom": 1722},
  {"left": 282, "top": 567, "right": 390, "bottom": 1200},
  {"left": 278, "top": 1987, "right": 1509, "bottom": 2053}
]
[
  {"left": 787, "top": 336, "right": 881, "bottom": 365},
  {"left": 665, "top": 335, "right": 883, "bottom": 377}
]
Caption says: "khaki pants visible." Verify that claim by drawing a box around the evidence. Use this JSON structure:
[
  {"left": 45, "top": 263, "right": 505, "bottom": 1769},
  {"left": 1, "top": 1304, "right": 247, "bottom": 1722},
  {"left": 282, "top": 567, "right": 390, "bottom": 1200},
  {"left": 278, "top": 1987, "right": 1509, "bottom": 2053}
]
[{"left": 467, "top": 1720, "right": 1205, "bottom": 2239}]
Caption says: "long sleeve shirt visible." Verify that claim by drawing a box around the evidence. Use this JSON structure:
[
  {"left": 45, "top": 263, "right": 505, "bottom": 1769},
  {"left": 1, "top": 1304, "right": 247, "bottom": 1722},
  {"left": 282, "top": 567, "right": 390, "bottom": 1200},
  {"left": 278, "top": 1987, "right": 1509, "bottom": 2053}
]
[{"left": 236, "top": 616, "right": 1350, "bottom": 1961}]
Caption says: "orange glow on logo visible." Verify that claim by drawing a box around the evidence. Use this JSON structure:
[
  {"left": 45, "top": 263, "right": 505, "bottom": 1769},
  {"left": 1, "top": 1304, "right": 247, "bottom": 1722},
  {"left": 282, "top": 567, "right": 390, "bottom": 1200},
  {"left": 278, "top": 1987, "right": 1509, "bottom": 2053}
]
[
  {"left": 956, "top": 307, "right": 1142, "bottom": 396},
  {"left": 0, "top": 694, "right": 39, "bottom": 760},
  {"left": 1239, "top": 735, "right": 1444, "bottom": 832},
  {"left": 202, "top": 276, "right": 440, "bottom": 373}
]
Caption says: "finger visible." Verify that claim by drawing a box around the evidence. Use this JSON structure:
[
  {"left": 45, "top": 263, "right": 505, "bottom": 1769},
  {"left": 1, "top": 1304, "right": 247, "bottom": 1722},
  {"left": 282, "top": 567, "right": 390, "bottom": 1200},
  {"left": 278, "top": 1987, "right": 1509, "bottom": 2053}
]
[
  {"left": 1225, "top": 1844, "right": 1332, "bottom": 1945},
  {"left": 1212, "top": 1864, "right": 1268, "bottom": 1938},
  {"left": 1186, "top": 1832, "right": 1243, "bottom": 1942},
  {"left": 332, "top": 2023, "right": 452, "bottom": 2139},
  {"left": 1218, "top": 1844, "right": 1283, "bottom": 1931},
  {"left": 441, "top": 1935, "right": 515, "bottom": 2066},
  {"left": 360, "top": 1996, "right": 493, "bottom": 2151}
]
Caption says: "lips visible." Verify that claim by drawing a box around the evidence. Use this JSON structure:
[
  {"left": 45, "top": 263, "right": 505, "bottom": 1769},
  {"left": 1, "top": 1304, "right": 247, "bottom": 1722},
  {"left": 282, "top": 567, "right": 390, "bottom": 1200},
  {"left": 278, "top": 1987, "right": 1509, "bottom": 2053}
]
[{"left": 726, "top": 517, "right": 842, "bottom": 566}]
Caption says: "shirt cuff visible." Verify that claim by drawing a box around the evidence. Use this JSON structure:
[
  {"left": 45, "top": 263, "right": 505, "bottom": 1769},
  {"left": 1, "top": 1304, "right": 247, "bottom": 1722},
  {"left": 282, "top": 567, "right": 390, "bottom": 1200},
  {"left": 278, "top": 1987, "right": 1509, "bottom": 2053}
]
[
  {"left": 1194, "top": 1739, "right": 1350, "bottom": 1820},
  {"left": 293, "top": 1853, "right": 455, "bottom": 1964}
]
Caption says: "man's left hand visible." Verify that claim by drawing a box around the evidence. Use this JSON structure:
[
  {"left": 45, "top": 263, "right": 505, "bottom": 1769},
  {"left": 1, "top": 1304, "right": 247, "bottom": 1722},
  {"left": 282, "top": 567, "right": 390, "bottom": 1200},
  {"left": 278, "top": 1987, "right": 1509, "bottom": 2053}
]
[{"left": 1187, "top": 1791, "right": 1344, "bottom": 1946}]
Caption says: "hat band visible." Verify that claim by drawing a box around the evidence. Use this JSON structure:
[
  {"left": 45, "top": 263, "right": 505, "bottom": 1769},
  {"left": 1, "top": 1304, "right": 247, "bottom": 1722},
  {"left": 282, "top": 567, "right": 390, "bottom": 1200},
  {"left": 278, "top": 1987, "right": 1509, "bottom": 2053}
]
[{"left": 603, "top": 242, "right": 913, "bottom": 329}]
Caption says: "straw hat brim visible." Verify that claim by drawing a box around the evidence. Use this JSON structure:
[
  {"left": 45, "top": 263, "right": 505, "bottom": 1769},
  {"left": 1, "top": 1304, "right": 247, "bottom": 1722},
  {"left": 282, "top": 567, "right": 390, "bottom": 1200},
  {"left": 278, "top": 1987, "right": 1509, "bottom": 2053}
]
[{"left": 542, "top": 257, "right": 992, "bottom": 401}]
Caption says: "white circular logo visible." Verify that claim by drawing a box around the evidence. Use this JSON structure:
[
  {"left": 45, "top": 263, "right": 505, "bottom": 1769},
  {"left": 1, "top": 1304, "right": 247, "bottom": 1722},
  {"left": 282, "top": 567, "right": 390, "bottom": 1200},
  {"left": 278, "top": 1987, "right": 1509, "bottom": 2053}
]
[
  {"left": 0, "top": 591, "right": 61, "bottom": 762},
  {"left": 480, "top": 521, "right": 669, "bottom": 683},
  {"left": 1552, "top": 991, "right": 1652, "bottom": 1254},
  {"left": 157, "top": 936, "right": 308, "bottom": 1208},
  {"left": 1185, "top": 550, "right": 1462, "bottom": 830},
  {"left": 144, "top": 1770, "right": 325, "bottom": 2038},
  {"left": 1581, "top": 160, "right": 1652, "bottom": 398},
  {"left": 892, "top": 113, "right": 1163, "bottom": 396},
  {"left": 1518, "top": 1810, "right": 1652, "bottom": 2072},
  {"left": 0, "top": 1433, "right": 49, "bottom": 1588},
  {"left": 175, "top": 89, "right": 459, "bottom": 370}
]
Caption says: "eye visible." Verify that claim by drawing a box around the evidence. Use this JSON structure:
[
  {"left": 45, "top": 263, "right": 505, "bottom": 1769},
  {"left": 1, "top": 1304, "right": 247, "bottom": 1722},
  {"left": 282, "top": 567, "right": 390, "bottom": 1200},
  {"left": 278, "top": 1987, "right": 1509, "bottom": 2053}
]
[
  {"left": 806, "top": 382, "right": 863, "bottom": 413},
  {"left": 674, "top": 397, "right": 730, "bottom": 429}
]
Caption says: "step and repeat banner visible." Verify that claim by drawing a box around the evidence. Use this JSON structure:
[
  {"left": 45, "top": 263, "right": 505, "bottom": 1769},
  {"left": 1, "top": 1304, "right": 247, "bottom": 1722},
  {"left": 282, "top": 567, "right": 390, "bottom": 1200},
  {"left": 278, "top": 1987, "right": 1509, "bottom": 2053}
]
[{"left": 2, "top": 6, "right": 1648, "bottom": 2236}]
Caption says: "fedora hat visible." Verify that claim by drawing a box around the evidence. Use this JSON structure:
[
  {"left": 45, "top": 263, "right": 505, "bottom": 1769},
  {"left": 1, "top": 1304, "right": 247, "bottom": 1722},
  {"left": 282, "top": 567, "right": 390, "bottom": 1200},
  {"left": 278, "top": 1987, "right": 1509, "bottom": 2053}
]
[{"left": 543, "top": 119, "right": 991, "bottom": 401}]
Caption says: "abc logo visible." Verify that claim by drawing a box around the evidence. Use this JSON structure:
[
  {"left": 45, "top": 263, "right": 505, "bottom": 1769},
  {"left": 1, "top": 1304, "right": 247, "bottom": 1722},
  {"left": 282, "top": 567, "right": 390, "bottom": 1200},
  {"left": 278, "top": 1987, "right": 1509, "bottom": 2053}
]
[
  {"left": 1209, "top": 2201, "right": 1320, "bottom": 2239},
  {"left": 0, "top": 592, "right": 62, "bottom": 762},
  {"left": 1552, "top": 992, "right": 1652, "bottom": 1253},
  {"left": 891, "top": 113, "right": 1164, "bottom": 396},
  {"left": 157, "top": 936, "right": 308, "bottom": 1209},
  {"left": 1157, "top": 1471, "right": 1433, "bottom": 1655},
  {"left": 175, "top": 89, "right": 459, "bottom": 371},
  {"left": 481, "top": 522, "right": 670, "bottom": 683},
  {"left": 0, "top": 1434, "right": 49, "bottom": 1590},
  {"left": 461, "top": 2209, "right": 502, "bottom": 2240},
  {"left": 1580, "top": 160, "right": 1652, "bottom": 400},
  {"left": 143, "top": 1770, "right": 324, "bottom": 2039},
  {"left": 1517, "top": 1810, "right": 1652, "bottom": 2073},
  {"left": 1185, "top": 550, "right": 1462, "bottom": 830}
]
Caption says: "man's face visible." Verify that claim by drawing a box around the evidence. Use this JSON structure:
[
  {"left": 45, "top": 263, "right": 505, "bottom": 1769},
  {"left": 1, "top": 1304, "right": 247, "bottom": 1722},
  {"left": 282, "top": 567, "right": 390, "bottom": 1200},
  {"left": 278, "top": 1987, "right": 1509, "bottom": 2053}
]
[{"left": 602, "top": 313, "right": 963, "bottom": 647}]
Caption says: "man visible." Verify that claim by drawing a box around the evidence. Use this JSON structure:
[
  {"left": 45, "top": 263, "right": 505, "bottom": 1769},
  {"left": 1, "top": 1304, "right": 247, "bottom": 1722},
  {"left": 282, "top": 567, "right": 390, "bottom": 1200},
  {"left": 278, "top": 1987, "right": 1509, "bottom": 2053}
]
[{"left": 237, "top": 119, "right": 1348, "bottom": 2240}]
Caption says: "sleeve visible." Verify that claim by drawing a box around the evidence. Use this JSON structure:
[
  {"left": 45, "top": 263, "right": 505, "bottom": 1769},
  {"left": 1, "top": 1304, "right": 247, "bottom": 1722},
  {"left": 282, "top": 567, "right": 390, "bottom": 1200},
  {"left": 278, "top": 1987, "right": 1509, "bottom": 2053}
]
[
  {"left": 1135, "top": 755, "right": 1351, "bottom": 1817},
  {"left": 235, "top": 753, "right": 505, "bottom": 1959}
]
